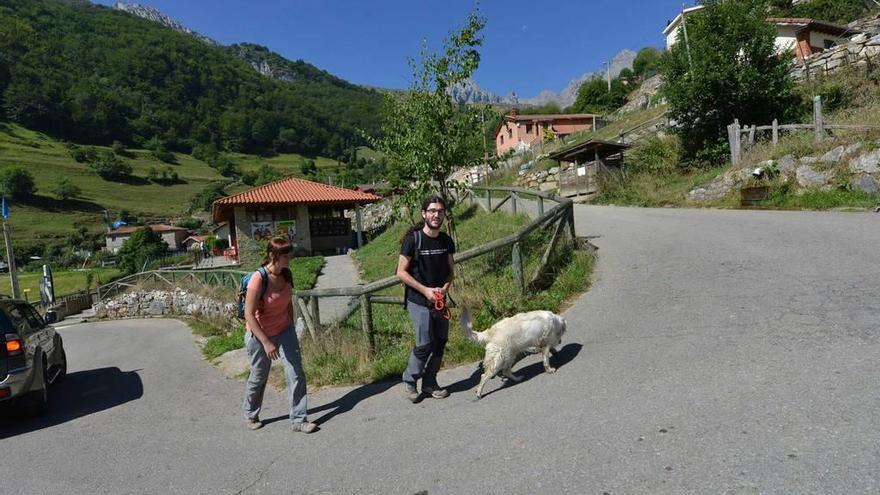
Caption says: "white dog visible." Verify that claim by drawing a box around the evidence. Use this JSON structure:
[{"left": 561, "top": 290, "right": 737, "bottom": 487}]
[{"left": 461, "top": 308, "right": 566, "bottom": 399}]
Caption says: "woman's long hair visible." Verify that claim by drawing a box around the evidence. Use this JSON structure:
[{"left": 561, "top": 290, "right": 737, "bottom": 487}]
[
  {"left": 400, "top": 195, "right": 447, "bottom": 244},
  {"left": 261, "top": 237, "right": 294, "bottom": 286}
]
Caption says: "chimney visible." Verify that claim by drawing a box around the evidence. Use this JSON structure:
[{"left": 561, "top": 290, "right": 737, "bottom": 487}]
[{"left": 510, "top": 108, "right": 519, "bottom": 118}]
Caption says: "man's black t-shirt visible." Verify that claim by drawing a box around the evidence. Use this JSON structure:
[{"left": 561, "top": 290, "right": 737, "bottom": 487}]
[{"left": 400, "top": 229, "right": 455, "bottom": 308}]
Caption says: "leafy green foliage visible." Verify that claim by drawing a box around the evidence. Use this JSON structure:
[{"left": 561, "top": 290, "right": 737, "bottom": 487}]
[
  {"left": 373, "top": 10, "right": 487, "bottom": 217},
  {"left": 299, "top": 157, "right": 318, "bottom": 177},
  {"left": 633, "top": 47, "right": 662, "bottom": 78},
  {"left": 189, "top": 182, "right": 227, "bottom": 212},
  {"left": 0, "top": 0, "right": 383, "bottom": 157},
  {"left": 241, "top": 163, "right": 285, "bottom": 186},
  {"left": 661, "top": 0, "right": 797, "bottom": 165},
  {"left": 67, "top": 143, "right": 98, "bottom": 163},
  {"left": 117, "top": 226, "right": 168, "bottom": 274},
  {"left": 626, "top": 135, "right": 682, "bottom": 176},
  {"left": 89, "top": 151, "right": 133, "bottom": 180},
  {"left": 570, "top": 77, "right": 627, "bottom": 114},
  {"left": 51, "top": 177, "right": 81, "bottom": 200},
  {"left": 769, "top": 0, "right": 871, "bottom": 24},
  {"left": 0, "top": 166, "right": 35, "bottom": 200}
]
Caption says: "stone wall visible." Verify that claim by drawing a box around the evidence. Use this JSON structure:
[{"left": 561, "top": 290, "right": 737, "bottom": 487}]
[
  {"left": 790, "top": 33, "right": 880, "bottom": 80},
  {"left": 94, "top": 288, "right": 236, "bottom": 320},
  {"left": 688, "top": 143, "right": 879, "bottom": 201}
]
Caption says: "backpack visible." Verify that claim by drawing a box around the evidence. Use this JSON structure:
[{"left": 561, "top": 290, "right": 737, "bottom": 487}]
[
  {"left": 237, "top": 266, "right": 268, "bottom": 319},
  {"left": 403, "top": 230, "right": 422, "bottom": 309}
]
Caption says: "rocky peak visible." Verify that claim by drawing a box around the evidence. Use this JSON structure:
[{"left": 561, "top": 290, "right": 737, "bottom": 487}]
[{"left": 112, "top": 2, "right": 218, "bottom": 46}]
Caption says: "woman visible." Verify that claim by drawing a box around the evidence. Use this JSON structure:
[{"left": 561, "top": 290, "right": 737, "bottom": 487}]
[{"left": 242, "top": 237, "right": 316, "bottom": 433}]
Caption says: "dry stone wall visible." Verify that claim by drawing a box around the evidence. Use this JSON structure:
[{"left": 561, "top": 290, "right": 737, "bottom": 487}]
[
  {"left": 95, "top": 288, "right": 236, "bottom": 320},
  {"left": 791, "top": 33, "right": 880, "bottom": 80}
]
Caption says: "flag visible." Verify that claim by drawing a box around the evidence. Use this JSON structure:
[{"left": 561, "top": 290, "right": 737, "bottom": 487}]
[{"left": 1, "top": 195, "right": 8, "bottom": 219}]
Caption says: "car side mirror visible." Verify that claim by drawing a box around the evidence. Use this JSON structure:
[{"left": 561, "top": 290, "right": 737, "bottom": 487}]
[{"left": 45, "top": 311, "right": 58, "bottom": 324}]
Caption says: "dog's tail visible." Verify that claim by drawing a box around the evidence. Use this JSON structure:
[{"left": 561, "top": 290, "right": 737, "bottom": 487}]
[{"left": 460, "top": 307, "right": 488, "bottom": 345}]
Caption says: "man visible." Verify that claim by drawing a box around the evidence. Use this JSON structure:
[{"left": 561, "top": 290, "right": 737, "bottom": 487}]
[{"left": 397, "top": 195, "right": 455, "bottom": 402}]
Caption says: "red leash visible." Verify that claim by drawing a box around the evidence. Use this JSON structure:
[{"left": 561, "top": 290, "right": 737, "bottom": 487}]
[{"left": 433, "top": 291, "right": 451, "bottom": 320}]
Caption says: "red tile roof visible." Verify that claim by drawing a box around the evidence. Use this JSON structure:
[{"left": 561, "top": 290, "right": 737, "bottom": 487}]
[
  {"left": 214, "top": 177, "right": 381, "bottom": 206},
  {"left": 765, "top": 18, "right": 852, "bottom": 37},
  {"left": 108, "top": 224, "right": 188, "bottom": 236}
]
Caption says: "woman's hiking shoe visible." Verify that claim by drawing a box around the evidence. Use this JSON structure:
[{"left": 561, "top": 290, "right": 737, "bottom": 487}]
[
  {"left": 291, "top": 421, "right": 317, "bottom": 433},
  {"left": 403, "top": 381, "right": 420, "bottom": 403},
  {"left": 422, "top": 385, "right": 449, "bottom": 399},
  {"left": 246, "top": 417, "right": 263, "bottom": 430}
]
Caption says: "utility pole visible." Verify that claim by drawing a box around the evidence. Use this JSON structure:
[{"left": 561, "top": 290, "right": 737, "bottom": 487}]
[
  {"left": 604, "top": 61, "right": 611, "bottom": 92},
  {"left": 681, "top": 3, "right": 694, "bottom": 72},
  {"left": 481, "top": 106, "right": 489, "bottom": 187}
]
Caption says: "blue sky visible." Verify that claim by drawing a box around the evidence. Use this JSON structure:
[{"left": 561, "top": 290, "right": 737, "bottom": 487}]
[{"left": 94, "top": 1, "right": 691, "bottom": 98}]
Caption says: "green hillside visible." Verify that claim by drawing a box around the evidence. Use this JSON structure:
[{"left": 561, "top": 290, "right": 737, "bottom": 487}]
[
  {"left": 0, "top": 0, "right": 383, "bottom": 157},
  {"left": 0, "top": 122, "right": 342, "bottom": 241}
]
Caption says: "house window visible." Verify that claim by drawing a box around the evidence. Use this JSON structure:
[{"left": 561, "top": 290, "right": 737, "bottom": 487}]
[
  {"left": 507, "top": 129, "right": 512, "bottom": 138},
  {"left": 500, "top": 135, "right": 504, "bottom": 144},
  {"left": 526, "top": 124, "right": 533, "bottom": 134},
  {"left": 823, "top": 39, "right": 836, "bottom": 50}
]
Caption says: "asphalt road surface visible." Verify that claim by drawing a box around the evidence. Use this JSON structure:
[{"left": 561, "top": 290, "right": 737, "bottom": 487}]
[{"left": 3, "top": 205, "right": 879, "bottom": 495}]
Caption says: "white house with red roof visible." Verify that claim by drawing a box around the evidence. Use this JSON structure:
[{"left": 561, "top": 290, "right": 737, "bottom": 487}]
[
  {"left": 104, "top": 224, "right": 190, "bottom": 254},
  {"left": 494, "top": 108, "right": 604, "bottom": 156},
  {"left": 212, "top": 177, "right": 381, "bottom": 258}
]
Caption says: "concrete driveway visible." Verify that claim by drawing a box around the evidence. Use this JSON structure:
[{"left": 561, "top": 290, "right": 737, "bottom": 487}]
[{"left": 2, "top": 205, "right": 879, "bottom": 494}]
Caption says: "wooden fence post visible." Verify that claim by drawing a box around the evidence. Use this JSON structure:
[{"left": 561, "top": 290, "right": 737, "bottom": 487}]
[
  {"left": 566, "top": 207, "right": 576, "bottom": 240},
  {"left": 511, "top": 242, "right": 524, "bottom": 294},
  {"left": 486, "top": 189, "right": 492, "bottom": 211},
  {"left": 309, "top": 296, "right": 320, "bottom": 329},
  {"left": 813, "top": 95, "right": 824, "bottom": 143},
  {"left": 772, "top": 118, "right": 779, "bottom": 147},
  {"left": 511, "top": 191, "right": 518, "bottom": 215},
  {"left": 359, "top": 294, "right": 375, "bottom": 353},
  {"left": 537, "top": 196, "right": 544, "bottom": 216},
  {"left": 748, "top": 125, "right": 756, "bottom": 148}
]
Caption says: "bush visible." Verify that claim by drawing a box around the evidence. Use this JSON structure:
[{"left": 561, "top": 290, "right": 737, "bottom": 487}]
[
  {"left": 626, "top": 135, "right": 682, "bottom": 176},
  {"left": 145, "top": 137, "right": 176, "bottom": 164},
  {"left": 633, "top": 47, "right": 662, "bottom": 79},
  {"left": 0, "top": 166, "right": 36, "bottom": 200},
  {"left": 192, "top": 143, "right": 219, "bottom": 162},
  {"left": 51, "top": 178, "right": 82, "bottom": 200},
  {"left": 90, "top": 151, "right": 133, "bottom": 180},
  {"left": 208, "top": 154, "right": 239, "bottom": 177},
  {"left": 190, "top": 182, "right": 227, "bottom": 212},
  {"left": 111, "top": 140, "right": 132, "bottom": 157},
  {"left": 68, "top": 144, "right": 98, "bottom": 163},
  {"left": 117, "top": 226, "right": 169, "bottom": 274},
  {"left": 175, "top": 217, "right": 204, "bottom": 230}
]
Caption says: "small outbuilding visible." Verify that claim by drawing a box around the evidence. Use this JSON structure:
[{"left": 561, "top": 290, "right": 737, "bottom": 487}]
[
  {"left": 212, "top": 177, "right": 382, "bottom": 258},
  {"left": 547, "top": 139, "right": 630, "bottom": 197}
]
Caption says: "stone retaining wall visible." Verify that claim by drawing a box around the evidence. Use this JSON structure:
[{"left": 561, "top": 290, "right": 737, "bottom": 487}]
[
  {"left": 791, "top": 33, "right": 880, "bottom": 80},
  {"left": 94, "top": 288, "right": 236, "bottom": 320}
]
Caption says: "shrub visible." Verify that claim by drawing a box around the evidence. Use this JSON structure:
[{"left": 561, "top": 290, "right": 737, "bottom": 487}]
[
  {"left": 0, "top": 166, "right": 36, "bottom": 200},
  {"left": 90, "top": 151, "right": 132, "bottom": 180},
  {"left": 190, "top": 182, "right": 227, "bottom": 212},
  {"left": 208, "top": 154, "right": 238, "bottom": 177},
  {"left": 626, "top": 135, "right": 682, "bottom": 176},
  {"left": 68, "top": 144, "right": 98, "bottom": 163},
  {"left": 117, "top": 226, "right": 169, "bottom": 274},
  {"left": 51, "top": 178, "right": 82, "bottom": 200}
]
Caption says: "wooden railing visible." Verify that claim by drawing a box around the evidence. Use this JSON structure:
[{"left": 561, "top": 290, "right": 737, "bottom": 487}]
[
  {"left": 293, "top": 187, "right": 577, "bottom": 352},
  {"left": 95, "top": 269, "right": 246, "bottom": 302}
]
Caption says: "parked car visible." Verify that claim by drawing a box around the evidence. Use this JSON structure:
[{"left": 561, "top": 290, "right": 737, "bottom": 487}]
[{"left": 0, "top": 299, "right": 66, "bottom": 415}]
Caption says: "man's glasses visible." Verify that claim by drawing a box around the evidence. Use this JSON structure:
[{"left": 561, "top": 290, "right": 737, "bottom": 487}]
[{"left": 425, "top": 208, "right": 446, "bottom": 216}]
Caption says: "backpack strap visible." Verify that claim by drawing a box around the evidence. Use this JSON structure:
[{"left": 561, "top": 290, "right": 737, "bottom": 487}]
[{"left": 257, "top": 266, "right": 269, "bottom": 305}]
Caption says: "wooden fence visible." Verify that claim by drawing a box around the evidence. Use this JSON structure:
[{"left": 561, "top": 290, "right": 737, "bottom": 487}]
[
  {"left": 727, "top": 95, "right": 880, "bottom": 166},
  {"left": 293, "top": 187, "right": 577, "bottom": 352}
]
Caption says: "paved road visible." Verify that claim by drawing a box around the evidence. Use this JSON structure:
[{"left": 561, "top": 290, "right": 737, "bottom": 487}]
[{"left": 3, "top": 206, "right": 880, "bottom": 494}]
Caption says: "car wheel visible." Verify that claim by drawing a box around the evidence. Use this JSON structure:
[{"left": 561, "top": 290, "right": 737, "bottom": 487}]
[{"left": 52, "top": 341, "right": 67, "bottom": 384}]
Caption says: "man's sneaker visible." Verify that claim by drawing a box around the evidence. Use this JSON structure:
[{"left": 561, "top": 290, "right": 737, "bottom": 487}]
[
  {"left": 291, "top": 421, "right": 317, "bottom": 434},
  {"left": 422, "top": 385, "right": 449, "bottom": 399},
  {"left": 403, "top": 381, "right": 420, "bottom": 403},
  {"left": 246, "top": 417, "right": 263, "bottom": 430}
]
